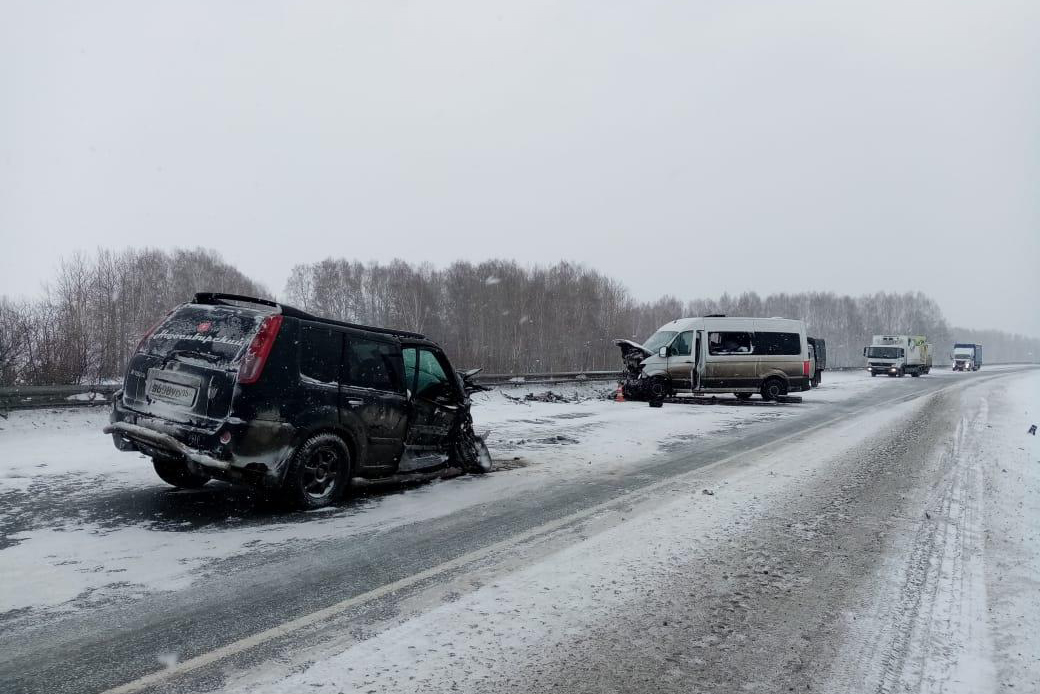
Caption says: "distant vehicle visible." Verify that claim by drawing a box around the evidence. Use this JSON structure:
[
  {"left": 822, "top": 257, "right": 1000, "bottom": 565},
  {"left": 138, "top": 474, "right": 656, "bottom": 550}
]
[
  {"left": 864, "top": 335, "right": 932, "bottom": 377},
  {"left": 807, "top": 337, "right": 826, "bottom": 388},
  {"left": 105, "top": 293, "right": 491, "bottom": 508},
  {"left": 616, "top": 316, "right": 811, "bottom": 401},
  {"left": 951, "top": 343, "right": 982, "bottom": 371}
]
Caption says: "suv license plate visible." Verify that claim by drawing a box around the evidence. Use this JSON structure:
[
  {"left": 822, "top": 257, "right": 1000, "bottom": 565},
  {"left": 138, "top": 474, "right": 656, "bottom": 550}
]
[{"left": 147, "top": 379, "right": 198, "bottom": 407}]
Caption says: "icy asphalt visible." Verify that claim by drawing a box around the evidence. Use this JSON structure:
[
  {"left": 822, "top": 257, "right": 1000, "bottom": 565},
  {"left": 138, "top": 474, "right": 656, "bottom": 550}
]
[{"left": 0, "top": 366, "right": 1037, "bottom": 693}]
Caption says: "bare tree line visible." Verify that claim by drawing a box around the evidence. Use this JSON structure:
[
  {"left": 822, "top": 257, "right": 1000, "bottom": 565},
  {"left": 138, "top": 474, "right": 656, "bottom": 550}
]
[
  {"left": 1, "top": 250, "right": 1037, "bottom": 386},
  {"left": 284, "top": 259, "right": 1040, "bottom": 372},
  {"left": 0, "top": 248, "right": 265, "bottom": 386}
]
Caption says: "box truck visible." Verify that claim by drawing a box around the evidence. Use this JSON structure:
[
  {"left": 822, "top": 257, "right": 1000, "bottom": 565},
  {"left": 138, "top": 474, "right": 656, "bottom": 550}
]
[{"left": 864, "top": 335, "right": 932, "bottom": 377}]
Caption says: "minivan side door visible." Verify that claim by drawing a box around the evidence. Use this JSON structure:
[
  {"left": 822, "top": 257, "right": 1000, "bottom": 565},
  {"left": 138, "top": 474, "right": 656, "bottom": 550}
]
[
  {"left": 665, "top": 330, "right": 696, "bottom": 388},
  {"left": 341, "top": 333, "right": 409, "bottom": 470},
  {"left": 705, "top": 330, "right": 757, "bottom": 388}
]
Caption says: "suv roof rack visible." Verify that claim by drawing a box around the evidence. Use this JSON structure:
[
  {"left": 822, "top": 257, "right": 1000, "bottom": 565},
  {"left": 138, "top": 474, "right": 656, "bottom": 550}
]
[{"left": 193, "top": 293, "right": 427, "bottom": 340}]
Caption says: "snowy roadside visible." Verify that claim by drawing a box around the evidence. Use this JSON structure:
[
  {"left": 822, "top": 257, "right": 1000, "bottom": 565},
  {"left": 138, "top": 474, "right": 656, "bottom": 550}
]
[
  {"left": 0, "top": 369, "right": 972, "bottom": 619},
  {"left": 211, "top": 380, "right": 950, "bottom": 694},
  {"left": 823, "top": 369, "right": 1040, "bottom": 692}
]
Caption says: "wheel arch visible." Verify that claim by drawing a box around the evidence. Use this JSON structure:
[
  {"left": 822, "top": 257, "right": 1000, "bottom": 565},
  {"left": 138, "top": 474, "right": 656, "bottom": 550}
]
[{"left": 278, "top": 418, "right": 364, "bottom": 484}]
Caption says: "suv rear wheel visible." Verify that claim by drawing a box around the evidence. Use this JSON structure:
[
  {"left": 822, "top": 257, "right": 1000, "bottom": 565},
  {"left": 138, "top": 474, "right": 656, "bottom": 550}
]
[
  {"left": 284, "top": 433, "right": 351, "bottom": 509},
  {"left": 152, "top": 458, "right": 210, "bottom": 489}
]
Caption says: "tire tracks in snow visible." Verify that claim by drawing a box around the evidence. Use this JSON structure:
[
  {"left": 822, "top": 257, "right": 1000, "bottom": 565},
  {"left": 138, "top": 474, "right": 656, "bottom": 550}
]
[{"left": 826, "top": 388, "right": 995, "bottom": 693}]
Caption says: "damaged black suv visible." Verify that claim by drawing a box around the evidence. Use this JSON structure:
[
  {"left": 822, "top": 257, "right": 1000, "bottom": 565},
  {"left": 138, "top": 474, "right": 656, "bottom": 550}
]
[{"left": 106, "top": 293, "right": 491, "bottom": 508}]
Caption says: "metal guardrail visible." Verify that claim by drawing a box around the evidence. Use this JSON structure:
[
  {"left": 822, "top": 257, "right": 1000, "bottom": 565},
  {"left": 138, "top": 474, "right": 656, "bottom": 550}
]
[
  {"left": 3, "top": 363, "right": 1035, "bottom": 413},
  {"left": 0, "top": 372, "right": 623, "bottom": 412},
  {"left": 0, "top": 384, "right": 119, "bottom": 412}
]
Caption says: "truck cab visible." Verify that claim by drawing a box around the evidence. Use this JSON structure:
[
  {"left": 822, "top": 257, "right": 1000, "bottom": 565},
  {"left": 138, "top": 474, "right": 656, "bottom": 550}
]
[{"left": 951, "top": 343, "right": 982, "bottom": 371}]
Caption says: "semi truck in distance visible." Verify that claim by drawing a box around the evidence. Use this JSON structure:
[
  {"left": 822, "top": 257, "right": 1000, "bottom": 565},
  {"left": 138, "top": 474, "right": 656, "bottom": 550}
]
[
  {"left": 951, "top": 343, "right": 983, "bottom": 371},
  {"left": 864, "top": 335, "right": 933, "bottom": 377}
]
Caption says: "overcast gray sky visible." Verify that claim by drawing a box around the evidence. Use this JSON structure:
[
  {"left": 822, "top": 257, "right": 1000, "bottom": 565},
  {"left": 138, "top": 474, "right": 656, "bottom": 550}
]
[{"left": 2, "top": 0, "right": 1038, "bottom": 336}]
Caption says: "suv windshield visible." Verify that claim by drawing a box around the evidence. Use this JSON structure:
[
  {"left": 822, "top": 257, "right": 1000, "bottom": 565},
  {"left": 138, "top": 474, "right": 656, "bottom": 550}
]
[
  {"left": 145, "top": 305, "right": 265, "bottom": 366},
  {"left": 867, "top": 346, "right": 903, "bottom": 359},
  {"left": 642, "top": 330, "right": 678, "bottom": 353}
]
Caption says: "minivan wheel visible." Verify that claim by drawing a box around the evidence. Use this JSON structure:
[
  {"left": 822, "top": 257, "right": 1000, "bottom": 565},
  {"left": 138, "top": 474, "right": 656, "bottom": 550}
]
[
  {"left": 760, "top": 378, "right": 787, "bottom": 401},
  {"left": 152, "top": 458, "right": 210, "bottom": 489},
  {"left": 284, "top": 434, "right": 351, "bottom": 509},
  {"left": 647, "top": 376, "right": 670, "bottom": 400}
]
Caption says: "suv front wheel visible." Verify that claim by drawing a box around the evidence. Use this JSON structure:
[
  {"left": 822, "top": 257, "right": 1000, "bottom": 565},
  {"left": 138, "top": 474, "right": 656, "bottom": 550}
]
[{"left": 284, "top": 433, "right": 351, "bottom": 509}]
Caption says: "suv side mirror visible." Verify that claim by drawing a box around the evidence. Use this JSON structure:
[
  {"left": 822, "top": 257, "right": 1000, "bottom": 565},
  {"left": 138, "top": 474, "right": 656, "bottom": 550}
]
[
  {"left": 862, "top": 347, "right": 867, "bottom": 357},
  {"left": 658, "top": 346, "right": 668, "bottom": 358}
]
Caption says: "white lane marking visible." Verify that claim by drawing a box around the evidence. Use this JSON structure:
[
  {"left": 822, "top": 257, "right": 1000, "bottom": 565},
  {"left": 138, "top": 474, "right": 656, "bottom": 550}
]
[{"left": 98, "top": 373, "right": 1015, "bottom": 694}]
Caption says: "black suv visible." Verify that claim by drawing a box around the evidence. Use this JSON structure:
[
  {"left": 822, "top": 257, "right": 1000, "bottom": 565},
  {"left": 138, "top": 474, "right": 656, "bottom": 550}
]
[{"left": 106, "top": 293, "right": 491, "bottom": 508}]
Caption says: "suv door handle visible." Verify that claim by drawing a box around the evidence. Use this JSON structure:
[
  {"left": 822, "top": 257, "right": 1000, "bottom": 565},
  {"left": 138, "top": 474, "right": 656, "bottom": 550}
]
[{"left": 345, "top": 399, "right": 365, "bottom": 407}]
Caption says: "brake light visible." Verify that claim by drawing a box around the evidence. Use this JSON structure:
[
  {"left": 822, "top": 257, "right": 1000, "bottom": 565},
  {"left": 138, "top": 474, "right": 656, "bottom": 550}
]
[
  {"left": 803, "top": 360, "right": 811, "bottom": 376},
  {"left": 237, "top": 315, "right": 283, "bottom": 385}
]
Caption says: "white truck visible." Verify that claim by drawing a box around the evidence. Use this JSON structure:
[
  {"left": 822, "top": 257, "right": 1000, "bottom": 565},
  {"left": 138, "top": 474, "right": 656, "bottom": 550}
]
[
  {"left": 864, "top": 335, "right": 933, "bottom": 377},
  {"left": 951, "top": 343, "right": 983, "bottom": 371}
]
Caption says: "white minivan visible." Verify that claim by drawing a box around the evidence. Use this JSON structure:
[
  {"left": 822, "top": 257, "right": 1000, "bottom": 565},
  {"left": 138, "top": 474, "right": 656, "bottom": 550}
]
[{"left": 616, "top": 316, "right": 811, "bottom": 400}]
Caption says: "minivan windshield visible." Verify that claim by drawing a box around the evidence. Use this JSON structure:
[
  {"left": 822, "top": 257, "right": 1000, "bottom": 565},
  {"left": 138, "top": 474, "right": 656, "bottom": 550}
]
[
  {"left": 867, "top": 346, "right": 903, "bottom": 359},
  {"left": 145, "top": 305, "right": 265, "bottom": 366},
  {"left": 642, "top": 330, "right": 678, "bottom": 353}
]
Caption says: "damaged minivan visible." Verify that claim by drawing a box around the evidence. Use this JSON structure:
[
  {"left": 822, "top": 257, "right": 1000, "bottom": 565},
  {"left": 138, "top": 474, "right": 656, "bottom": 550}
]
[
  {"left": 616, "top": 316, "right": 811, "bottom": 401},
  {"left": 105, "top": 293, "right": 491, "bottom": 508}
]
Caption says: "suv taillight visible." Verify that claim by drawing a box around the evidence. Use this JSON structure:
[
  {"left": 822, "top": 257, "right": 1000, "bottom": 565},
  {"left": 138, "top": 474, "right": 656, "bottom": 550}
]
[
  {"left": 803, "top": 360, "right": 811, "bottom": 376},
  {"left": 237, "top": 315, "right": 283, "bottom": 385}
]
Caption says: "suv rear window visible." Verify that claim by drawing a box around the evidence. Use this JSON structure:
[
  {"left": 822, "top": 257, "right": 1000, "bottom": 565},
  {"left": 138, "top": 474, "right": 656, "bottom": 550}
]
[{"left": 145, "top": 305, "right": 265, "bottom": 366}]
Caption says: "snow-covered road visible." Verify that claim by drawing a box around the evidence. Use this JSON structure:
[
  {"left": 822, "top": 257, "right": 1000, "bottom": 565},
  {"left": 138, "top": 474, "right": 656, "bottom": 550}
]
[{"left": 1, "top": 366, "right": 1036, "bottom": 693}]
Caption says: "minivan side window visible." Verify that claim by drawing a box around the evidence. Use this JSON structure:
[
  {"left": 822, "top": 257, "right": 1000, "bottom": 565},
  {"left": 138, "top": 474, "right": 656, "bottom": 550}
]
[
  {"left": 300, "top": 324, "right": 342, "bottom": 384},
  {"left": 755, "top": 332, "right": 801, "bottom": 356},
  {"left": 671, "top": 331, "right": 693, "bottom": 356},
  {"left": 708, "top": 331, "right": 753, "bottom": 355},
  {"left": 345, "top": 337, "right": 401, "bottom": 392}
]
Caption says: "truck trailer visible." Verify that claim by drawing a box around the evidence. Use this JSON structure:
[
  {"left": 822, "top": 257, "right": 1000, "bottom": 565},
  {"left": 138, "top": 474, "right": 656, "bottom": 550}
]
[
  {"left": 864, "top": 335, "right": 932, "bottom": 377},
  {"left": 951, "top": 343, "right": 983, "bottom": 371}
]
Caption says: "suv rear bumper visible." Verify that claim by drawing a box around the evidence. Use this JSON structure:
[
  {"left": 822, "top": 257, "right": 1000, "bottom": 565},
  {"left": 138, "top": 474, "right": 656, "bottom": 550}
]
[
  {"left": 106, "top": 398, "right": 291, "bottom": 485},
  {"left": 105, "top": 421, "right": 232, "bottom": 472}
]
